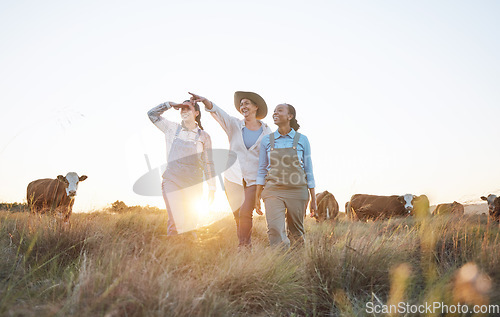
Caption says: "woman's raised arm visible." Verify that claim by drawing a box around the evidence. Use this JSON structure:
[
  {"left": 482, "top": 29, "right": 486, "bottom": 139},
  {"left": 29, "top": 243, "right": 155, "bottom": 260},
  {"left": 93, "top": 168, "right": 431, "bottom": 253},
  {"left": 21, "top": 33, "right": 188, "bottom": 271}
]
[
  {"left": 147, "top": 101, "right": 181, "bottom": 133},
  {"left": 188, "top": 92, "right": 238, "bottom": 135}
]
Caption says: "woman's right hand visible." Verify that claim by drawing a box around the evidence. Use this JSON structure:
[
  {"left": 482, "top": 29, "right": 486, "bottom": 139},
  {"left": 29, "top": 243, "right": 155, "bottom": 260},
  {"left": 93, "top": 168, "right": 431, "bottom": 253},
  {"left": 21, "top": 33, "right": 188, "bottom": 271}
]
[
  {"left": 188, "top": 92, "right": 213, "bottom": 110},
  {"left": 254, "top": 185, "right": 264, "bottom": 215},
  {"left": 188, "top": 92, "right": 206, "bottom": 103}
]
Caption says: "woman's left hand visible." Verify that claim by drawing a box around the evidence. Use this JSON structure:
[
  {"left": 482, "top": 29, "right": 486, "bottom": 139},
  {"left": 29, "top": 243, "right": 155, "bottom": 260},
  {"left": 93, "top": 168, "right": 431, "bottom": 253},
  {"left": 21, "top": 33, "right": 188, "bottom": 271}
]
[
  {"left": 254, "top": 198, "right": 263, "bottom": 215},
  {"left": 309, "top": 198, "right": 317, "bottom": 217},
  {"left": 208, "top": 190, "right": 215, "bottom": 205}
]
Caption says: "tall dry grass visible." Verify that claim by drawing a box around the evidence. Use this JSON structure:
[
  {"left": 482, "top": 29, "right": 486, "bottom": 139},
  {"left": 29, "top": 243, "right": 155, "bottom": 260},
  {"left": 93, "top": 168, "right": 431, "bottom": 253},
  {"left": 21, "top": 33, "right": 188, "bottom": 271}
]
[{"left": 0, "top": 208, "right": 498, "bottom": 316}]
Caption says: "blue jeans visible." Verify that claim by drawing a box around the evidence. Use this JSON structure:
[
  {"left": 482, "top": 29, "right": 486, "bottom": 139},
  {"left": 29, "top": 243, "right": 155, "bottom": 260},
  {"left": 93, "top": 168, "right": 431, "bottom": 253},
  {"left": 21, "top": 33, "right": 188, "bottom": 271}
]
[{"left": 226, "top": 179, "right": 257, "bottom": 247}]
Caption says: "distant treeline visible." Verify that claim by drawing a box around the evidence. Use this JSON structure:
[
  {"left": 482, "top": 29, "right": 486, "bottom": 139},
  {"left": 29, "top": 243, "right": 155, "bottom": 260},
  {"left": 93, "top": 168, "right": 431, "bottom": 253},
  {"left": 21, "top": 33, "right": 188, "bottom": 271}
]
[
  {"left": 107, "top": 201, "right": 165, "bottom": 214},
  {"left": 0, "top": 203, "right": 28, "bottom": 213},
  {"left": 0, "top": 201, "right": 165, "bottom": 214}
]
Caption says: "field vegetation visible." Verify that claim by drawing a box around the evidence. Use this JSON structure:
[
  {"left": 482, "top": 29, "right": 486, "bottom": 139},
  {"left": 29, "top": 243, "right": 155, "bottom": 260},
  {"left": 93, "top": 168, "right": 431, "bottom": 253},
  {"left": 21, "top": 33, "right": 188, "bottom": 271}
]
[{"left": 0, "top": 205, "right": 498, "bottom": 316}]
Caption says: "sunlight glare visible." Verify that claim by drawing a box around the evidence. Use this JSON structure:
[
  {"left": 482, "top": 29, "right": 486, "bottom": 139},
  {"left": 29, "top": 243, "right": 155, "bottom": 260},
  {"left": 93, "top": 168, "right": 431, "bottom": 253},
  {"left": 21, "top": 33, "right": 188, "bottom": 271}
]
[{"left": 194, "top": 191, "right": 232, "bottom": 228}]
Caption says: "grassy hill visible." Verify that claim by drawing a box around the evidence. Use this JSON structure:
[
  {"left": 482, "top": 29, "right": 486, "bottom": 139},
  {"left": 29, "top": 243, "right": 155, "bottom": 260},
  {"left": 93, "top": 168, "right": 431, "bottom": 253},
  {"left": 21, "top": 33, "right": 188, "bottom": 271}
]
[{"left": 0, "top": 208, "right": 498, "bottom": 316}]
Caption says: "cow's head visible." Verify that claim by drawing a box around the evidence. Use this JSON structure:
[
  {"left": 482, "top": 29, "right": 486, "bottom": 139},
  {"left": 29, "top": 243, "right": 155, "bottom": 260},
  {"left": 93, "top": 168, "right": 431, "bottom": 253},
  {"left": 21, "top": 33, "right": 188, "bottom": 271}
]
[
  {"left": 399, "top": 194, "right": 415, "bottom": 213},
  {"left": 481, "top": 194, "right": 498, "bottom": 214},
  {"left": 398, "top": 194, "right": 430, "bottom": 216},
  {"left": 57, "top": 172, "right": 88, "bottom": 198}
]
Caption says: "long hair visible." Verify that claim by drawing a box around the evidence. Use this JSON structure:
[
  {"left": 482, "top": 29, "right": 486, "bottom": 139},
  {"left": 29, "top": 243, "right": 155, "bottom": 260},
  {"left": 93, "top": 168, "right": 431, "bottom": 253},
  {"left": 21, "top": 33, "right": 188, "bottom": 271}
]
[
  {"left": 183, "top": 100, "right": 204, "bottom": 130},
  {"left": 285, "top": 103, "right": 300, "bottom": 131}
]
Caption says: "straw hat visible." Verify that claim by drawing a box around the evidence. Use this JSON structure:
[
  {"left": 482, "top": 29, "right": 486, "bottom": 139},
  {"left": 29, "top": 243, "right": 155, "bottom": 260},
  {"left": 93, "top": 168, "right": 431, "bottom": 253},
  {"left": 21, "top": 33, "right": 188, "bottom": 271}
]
[{"left": 234, "top": 91, "right": 267, "bottom": 120}]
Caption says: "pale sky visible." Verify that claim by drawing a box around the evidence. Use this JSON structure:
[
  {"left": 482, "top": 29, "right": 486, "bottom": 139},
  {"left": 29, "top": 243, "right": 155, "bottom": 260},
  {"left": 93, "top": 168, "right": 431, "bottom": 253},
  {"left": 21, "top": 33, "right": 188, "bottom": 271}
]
[{"left": 1, "top": 0, "right": 499, "bottom": 212}]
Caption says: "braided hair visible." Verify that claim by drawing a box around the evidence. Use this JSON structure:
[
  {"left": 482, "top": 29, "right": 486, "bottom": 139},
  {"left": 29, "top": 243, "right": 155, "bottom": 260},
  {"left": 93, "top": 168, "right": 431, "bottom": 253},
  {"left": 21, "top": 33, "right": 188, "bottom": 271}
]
[
  {"left": 285, "top": 103, "right": 300, "bottom": 131},
  {"left": 183, "top": 100, "right": 204, "bottom": 130}
]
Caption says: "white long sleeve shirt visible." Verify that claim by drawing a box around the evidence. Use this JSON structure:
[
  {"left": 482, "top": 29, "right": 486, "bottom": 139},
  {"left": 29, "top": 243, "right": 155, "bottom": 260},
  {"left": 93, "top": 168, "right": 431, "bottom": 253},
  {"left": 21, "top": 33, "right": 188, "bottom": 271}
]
[{"left": 206, "top": 103, "right": 272, "bottom": 186}]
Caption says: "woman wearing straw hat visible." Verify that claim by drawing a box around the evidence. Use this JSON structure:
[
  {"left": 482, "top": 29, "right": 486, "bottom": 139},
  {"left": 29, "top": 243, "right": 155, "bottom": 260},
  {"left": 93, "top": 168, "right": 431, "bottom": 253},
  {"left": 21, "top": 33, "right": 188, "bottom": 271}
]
[
  {"left": 189, "top": 91, "right": 272, "bottom": 249},
  {"left": 255, "top": 103, "right": 317, "bottom": 249},
  {"left": 148, "top": 99, "right": 216, "bottom": 236}
]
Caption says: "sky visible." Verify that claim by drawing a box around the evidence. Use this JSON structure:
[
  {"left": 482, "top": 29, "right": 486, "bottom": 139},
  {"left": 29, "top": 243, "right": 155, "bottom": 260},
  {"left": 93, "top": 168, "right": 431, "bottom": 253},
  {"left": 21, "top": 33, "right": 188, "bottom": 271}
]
[{"left": 1, "top": 0, "right": 499, "bottom": 212}]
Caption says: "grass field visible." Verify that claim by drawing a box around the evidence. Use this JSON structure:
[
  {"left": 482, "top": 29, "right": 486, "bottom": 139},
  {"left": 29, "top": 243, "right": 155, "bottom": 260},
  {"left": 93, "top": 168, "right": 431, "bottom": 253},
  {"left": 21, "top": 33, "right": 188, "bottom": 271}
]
[{"left": 0, "top": 206, "right": 498, "bottom": 316}]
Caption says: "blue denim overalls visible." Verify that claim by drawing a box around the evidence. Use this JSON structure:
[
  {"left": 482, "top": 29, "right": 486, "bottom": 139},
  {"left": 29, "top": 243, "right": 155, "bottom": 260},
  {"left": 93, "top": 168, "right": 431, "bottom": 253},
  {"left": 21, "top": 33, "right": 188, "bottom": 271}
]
[{"left": 162, "top": 125, "right": 203, "bottom": 235}]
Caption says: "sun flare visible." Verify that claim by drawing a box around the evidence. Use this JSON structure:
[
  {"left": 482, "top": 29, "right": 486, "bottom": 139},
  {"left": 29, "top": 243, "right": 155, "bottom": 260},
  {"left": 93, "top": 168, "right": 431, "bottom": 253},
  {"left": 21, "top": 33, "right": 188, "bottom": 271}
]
[{"left": 194, "top": 192, "right": 232, "bottom": 228}]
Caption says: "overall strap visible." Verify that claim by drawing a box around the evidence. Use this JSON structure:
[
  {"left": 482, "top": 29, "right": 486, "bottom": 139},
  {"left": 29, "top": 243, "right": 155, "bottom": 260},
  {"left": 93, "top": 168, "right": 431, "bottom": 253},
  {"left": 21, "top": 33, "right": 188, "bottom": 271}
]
[
  {"left": 269, "top": 133, "right": 275, "bottom": 150},
  {"left": 292, "top": 132, "right": 301, "bottom": 150},
  {"left": 194, "top": 129, "right": 201, "bottom": 142},
  {"left": 174, "top": 125, "right": 182, "bottom": 137}
]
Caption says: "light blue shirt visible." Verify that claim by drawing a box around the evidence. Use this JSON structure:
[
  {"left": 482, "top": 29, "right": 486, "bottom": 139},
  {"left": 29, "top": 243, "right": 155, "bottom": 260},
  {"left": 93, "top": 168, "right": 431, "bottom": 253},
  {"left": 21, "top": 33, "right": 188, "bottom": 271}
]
[
  {"left": 257, "top": 129, "right": 315, "bottom": 188},
  {"left": 242, "top": 126, "right": 263, "bottom": 149}
]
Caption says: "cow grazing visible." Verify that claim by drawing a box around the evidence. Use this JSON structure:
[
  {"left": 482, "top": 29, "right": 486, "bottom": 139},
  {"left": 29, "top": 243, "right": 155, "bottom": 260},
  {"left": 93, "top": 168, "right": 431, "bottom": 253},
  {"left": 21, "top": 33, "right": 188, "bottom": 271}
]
[
  {"left": 433, "top": 201, "right": 464, "bottom": 216},
  {"left": 346, "top": 194, "right": 430, "bottom": 221},
  {"left": 27, "top": 172, "right": 87, "bottom": 222},
  {"left": 314, "top": 191, "right": 339, "bottom": 221},
  {"left": 480, "top": 194, "right": 500, "bottom": 222}
]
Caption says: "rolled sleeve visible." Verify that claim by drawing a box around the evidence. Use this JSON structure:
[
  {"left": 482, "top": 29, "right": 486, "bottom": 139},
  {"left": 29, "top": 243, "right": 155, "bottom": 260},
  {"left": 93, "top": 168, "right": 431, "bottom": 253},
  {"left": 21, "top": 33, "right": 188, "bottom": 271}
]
[
  {"left": 256, "top": 135, "right": 270, "bottom": 185},
  {"left": 147, "top": 102, "right": 175, "bottom": 133},
  {"left": 302, "top": 135, "right": 316, "bottom": 188}
]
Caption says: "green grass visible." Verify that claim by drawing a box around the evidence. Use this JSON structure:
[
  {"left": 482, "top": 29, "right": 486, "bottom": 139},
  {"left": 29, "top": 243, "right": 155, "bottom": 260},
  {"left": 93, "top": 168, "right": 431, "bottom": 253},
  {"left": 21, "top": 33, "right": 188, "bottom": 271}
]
[{"left": 0, "top": 208, "right": 498, "bottom": 316}]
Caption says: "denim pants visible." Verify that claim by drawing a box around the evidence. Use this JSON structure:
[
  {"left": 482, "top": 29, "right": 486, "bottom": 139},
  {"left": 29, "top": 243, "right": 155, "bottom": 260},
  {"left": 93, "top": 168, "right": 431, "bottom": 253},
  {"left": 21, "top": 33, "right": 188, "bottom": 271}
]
[{"left": 224, "top": 178, "right": 256, "bottom": 247}]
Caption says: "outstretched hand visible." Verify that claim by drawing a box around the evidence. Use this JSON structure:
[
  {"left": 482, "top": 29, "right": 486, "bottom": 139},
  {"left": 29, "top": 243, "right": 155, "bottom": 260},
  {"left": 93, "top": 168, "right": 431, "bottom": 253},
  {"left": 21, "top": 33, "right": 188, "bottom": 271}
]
[
  {"left": 188, "top": 92, "right": 206, "bottom": 103},
  {"left": 189, "top": 92, "right": 213, "bottom": 110}
]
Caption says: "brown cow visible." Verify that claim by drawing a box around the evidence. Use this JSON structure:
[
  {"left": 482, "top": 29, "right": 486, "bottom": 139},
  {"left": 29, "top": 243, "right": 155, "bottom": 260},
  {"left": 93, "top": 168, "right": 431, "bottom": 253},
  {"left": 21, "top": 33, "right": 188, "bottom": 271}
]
[
  {"left": 432, "top": 201, "right": 464, "bottom": 216},
  {"left": 346, "top": 194, "right": 430, "bottom": 221},
  {"left": 480, "top": 194, "right": 500, "bottom": 222},
  {"left": 314, "top": 191, "right": 339, "bottom": 221},
  {"left": 27, "top": 172, "right": 87, "bottom": 222}
]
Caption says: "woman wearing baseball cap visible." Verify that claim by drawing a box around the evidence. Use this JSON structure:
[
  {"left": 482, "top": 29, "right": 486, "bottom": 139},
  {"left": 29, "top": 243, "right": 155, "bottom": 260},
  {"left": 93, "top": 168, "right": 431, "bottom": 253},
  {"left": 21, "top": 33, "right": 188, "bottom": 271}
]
[{"left": 189, "top": 91, "right": 272, "bottom": 249}]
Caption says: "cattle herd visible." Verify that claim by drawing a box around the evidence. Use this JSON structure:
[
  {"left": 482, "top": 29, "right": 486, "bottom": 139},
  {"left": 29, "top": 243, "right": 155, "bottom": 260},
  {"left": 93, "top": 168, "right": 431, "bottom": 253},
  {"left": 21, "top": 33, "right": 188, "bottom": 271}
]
[
  {"left": 314, "top": 191, "right": 500, "bottom": 223},
  {"left": 24, "top": 173, "right": 500, "bottom": 224}
]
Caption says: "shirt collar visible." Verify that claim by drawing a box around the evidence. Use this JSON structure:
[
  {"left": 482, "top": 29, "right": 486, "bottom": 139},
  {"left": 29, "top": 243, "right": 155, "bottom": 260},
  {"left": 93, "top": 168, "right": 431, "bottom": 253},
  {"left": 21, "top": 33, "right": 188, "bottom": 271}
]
[
  {"left": 239, "top": 119, "right": 267, "bottom": 130},
  {"left": 181, "top": 121, "right": 200, "bottom": 132},
  {"left": 274, "top": 128, "right": 296, "bottom": 139}
]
